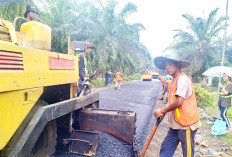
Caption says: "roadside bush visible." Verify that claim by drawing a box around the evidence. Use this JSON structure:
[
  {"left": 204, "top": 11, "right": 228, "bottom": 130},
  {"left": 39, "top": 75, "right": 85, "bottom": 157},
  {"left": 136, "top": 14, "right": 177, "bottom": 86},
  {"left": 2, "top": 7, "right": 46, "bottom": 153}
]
[
  {"left": 124, "top": 76, "right": 133, "bottom": 81},
  {"left": 193, "top": 85, "right": 215, "bottom": 108},
  {"left": 92, "top": 78, "right": 105, "bottom": 87},
  {"left": 124, "top": 73, "right": 142, "bottom": 81},
  {"left": 133, "top": 73, "right": 142, "bottom": 80},
  {"left": 92, "top": 73, "right": 142, "bottom": 87}
]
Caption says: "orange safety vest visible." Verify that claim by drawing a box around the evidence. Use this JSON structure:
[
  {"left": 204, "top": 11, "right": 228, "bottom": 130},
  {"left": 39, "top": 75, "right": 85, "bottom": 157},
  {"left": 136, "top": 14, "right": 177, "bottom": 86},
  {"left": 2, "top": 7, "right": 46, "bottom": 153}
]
[
  {"left": 167, "top": 72, "right": 199, "bottom": 126},
  {"left": 160, "top": 76, "right": 165, "bottom": 86},
  {"left": 116, "top": 72, "right": 122, "bottom": 81},
  {"left": 166, "top": 80, "right": 172, "bottom": 91}
]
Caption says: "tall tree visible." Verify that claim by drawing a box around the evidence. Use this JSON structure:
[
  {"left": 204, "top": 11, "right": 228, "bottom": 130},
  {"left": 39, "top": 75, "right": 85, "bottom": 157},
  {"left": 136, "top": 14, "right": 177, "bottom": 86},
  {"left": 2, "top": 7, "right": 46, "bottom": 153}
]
[
  {"left": 73, "top": 0, "right": 151, "bottom": 75},
  {"left": 168, "top": 8, "right": 226, "bottom": 77},
  {"left": 0, "top": 0, "right": 33, "bottom": 30},
  {"left": 0, "top": 0, "right": 152, "bottom": 76}
]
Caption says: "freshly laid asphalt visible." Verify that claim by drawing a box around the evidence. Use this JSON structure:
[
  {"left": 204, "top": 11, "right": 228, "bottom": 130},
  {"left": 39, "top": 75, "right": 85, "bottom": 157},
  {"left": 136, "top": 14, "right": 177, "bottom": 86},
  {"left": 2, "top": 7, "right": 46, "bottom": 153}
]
[{"left": 55, "top": 79, "right": 161, "bottom": 157}]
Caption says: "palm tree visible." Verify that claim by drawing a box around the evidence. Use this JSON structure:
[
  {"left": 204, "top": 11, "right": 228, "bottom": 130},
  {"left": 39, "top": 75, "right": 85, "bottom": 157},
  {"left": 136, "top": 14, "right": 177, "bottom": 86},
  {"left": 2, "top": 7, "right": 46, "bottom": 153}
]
[
  {"left": 168, "top": 8, "right": 226, "bottom": 77},
  {"left": 35, "top": 0, "right": 80, "bottom": 53},
  {"left": 0, "top": 0, "right": 152, "bottom": 77},
  {"left": 0, "top": 0, "right": 33, "bottom": 30},
  {"left": 73, "top": 0, "right": 151, "bottom": 75}
]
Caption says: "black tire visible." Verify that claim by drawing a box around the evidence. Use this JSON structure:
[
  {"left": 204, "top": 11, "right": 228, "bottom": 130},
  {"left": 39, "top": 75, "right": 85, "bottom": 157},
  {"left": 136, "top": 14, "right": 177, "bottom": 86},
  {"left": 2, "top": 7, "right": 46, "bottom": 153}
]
[{"left": 30, "top": 120, "right": 57, "bottom": 157}]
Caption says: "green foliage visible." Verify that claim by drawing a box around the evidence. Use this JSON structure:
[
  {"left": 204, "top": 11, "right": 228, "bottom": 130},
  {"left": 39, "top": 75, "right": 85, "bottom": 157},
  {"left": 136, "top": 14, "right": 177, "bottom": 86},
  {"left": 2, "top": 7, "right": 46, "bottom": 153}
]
[
  {"left": 72, "top": 0, "right": 152, "bottom": 75},
  {"left": 91, "top": 78, "right": 105, "bottom": 88},
  {"left": 219, "top": 133, "right": 232, "bottom": 145},
  {"left": 92, "top": 73, "right": 141, "bottom": 87},
  {"left": 0, "top": 0, "right": 152, "bottom": 77},
  {"left": 169, "top": 8, "right": 226, "bottom": 77},
  {"left": 193, "top": 85, "right": 216, "bottom": 108},
  {"left": 0, "top": 0, "right": 34, "bottom": 30},
  {"left": 225, "top": 134, "right": 232, "bottom": 144},
  {"left": 124, "top": 73, "right": 141, "bottom": 81},
  {"left": 133, "top": 73, "right": 142, "bottom": 80},
  {"left": 228, "top": 107, "right": 232, "bottom": 120}
]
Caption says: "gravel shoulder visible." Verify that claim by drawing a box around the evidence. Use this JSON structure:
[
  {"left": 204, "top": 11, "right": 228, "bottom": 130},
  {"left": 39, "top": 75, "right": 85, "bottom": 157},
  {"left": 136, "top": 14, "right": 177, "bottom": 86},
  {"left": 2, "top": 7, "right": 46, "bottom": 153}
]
[{"left": 145, "top": 91, "right": 232, "bottom": 157}]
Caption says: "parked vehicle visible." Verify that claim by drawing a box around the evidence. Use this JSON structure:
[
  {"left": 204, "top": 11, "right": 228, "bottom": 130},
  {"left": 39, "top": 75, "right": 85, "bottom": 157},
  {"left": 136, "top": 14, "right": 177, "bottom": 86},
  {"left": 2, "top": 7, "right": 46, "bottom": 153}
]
[{"left": 151, "top": 72, "right": 159, "bottom": 79}]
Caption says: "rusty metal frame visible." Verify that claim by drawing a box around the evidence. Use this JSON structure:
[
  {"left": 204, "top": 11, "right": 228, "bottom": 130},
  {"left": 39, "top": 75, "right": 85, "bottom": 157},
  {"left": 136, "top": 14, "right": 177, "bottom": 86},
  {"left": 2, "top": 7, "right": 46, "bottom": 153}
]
[
  {"left": 64, "top": 130, "right": 99, "bottom": 156},
  {"left": 79, "top": 108, "right": 136, "bottom": 145}
]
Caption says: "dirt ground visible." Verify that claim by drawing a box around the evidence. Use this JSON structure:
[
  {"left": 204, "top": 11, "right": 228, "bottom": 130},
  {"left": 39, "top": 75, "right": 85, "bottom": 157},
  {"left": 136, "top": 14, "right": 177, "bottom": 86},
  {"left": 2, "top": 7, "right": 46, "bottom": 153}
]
[{"left": 144, "top": 98, "right": 232, "bottom": 157}]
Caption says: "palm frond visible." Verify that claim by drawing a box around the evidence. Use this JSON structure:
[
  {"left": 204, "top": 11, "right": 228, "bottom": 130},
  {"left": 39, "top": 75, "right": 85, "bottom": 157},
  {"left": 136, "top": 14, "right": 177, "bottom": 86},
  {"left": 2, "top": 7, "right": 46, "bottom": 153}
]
[{"left": 119, "top": 2, "right": 137, "bottom": 19}]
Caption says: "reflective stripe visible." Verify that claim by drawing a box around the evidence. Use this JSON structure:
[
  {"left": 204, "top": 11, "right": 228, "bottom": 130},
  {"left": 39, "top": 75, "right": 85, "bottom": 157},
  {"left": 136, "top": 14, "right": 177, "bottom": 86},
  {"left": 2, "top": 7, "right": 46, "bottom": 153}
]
[
  {"left": 221, "top": 95, "right": 232, "bottom": 98},
  {"left": 223, "top": 107, "right": 231, "bottom": 128},
  {"left": 116, "top": 72, "right": 122, "bottom": 80},
  {"left": 176, "top": 108, "right": 180, "bottom": 118},
  {"left": 186, "top": 129, "right": 191, "bottom": 157},
  {"left": 221, "top": 82, "right": 232, "bottom": 98}
]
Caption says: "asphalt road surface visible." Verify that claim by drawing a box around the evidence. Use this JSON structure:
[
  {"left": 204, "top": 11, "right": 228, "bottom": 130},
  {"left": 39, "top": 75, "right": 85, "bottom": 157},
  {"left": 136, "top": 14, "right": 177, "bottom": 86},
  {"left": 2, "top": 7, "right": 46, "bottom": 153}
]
[{"left": 55, "top": 79, "right": 161, "bottom": 157}]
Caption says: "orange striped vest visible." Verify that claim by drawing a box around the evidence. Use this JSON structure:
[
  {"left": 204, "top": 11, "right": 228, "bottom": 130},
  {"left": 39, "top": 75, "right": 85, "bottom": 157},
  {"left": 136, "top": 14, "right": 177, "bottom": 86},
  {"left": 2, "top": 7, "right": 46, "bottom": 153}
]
[
  {"left": 116, "top": 72, "right": 122, "bottom": 81},
  {"left": 168, "top": 72, "right": 199, "bottom": 126},
  {"left": 166, "top": 80, "right": 172, "bottom": 91}
]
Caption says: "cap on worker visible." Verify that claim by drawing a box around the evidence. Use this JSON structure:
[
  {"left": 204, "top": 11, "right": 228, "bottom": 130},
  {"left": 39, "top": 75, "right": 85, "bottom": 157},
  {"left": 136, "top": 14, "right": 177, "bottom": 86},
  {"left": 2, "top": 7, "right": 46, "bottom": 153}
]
[
  {"left": 154, "top": 53, "right": 190, "bottom": 70},
  {"left": 24, "top": 5, "right": 38, "bottom": 15},
  {"left": 86, "top": 42, "right": 95, "bottom": 49},
  {"left": 166, "top": 75, "right": 172, "bottom": 80}
]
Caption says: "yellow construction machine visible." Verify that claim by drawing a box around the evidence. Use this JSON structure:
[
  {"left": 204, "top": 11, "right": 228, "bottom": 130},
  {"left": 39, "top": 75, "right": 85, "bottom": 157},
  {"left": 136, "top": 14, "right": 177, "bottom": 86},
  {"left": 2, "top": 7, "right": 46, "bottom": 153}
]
[
  {"left": 0, "top": 17, "right": 136, "bottom": 157},
  {"left": 142, "top": 69, "right": 152, "bottom": 81},
  {"left": 151, "top": 71, "right": 159, "bottom": 79}
]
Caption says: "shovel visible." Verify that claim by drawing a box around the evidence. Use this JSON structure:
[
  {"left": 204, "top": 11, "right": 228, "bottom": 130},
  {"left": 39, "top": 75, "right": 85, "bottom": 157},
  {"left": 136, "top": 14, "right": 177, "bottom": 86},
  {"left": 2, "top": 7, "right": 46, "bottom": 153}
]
[{"left": 140, "top": 117, "right": 163, "bottom": 157}]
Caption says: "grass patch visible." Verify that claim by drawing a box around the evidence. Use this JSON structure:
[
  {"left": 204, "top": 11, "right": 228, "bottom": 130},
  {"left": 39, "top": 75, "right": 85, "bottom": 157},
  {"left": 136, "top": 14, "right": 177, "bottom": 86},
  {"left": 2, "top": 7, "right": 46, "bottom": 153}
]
[
  {"left": 201, "top": 119, "right": 209, "bottom": 126},
  {"left": 91, "top": 73, "right": 142, "bottom": 88},
  {"left": 225, "top": 134, "right": 232, "bottom": 145},
  {"left": 91, "top": 78, "right": 105, "bottom": 88},
  {"left": 218, "top": 134, "right": 232, "bottom": 145},
  {"left": 227, "top": 107, "right": 232, "bottom": 120}
]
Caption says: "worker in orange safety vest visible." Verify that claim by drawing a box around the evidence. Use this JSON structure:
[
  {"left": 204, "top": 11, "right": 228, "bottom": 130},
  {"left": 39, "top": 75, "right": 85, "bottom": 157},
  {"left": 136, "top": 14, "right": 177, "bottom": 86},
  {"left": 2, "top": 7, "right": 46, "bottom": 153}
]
[
  {"left": 160, "top": 76, "right": 166, "bottom": 89},
  {"left": 153, "top": 53, "right": 201, "bottom": 157},
  {"left": 162, "top": 75, "right": 172, "bottom": 104},
  {"left": 115, "top": 70, "right": 123, "bottom": 90}
]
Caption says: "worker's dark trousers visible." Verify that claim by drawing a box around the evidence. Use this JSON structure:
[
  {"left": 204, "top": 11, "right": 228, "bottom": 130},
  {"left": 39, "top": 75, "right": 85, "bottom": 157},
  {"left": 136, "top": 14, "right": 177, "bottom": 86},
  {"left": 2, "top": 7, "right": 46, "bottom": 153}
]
[
  {"left": 78, "top": 79, "right": 84, "bottom": 91},
  {"left": 160, "top": 128, "right": 197, "bottom": 157},
  {"left": 219, "top": 105, "right": 231, "bottom": 128}
]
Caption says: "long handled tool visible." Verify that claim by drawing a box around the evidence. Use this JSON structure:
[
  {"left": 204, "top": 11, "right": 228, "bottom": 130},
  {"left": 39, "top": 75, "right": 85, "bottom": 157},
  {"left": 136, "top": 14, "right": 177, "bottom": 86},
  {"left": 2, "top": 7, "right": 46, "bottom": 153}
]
[{"left": 140, "top": 117, "right": 163, "bottom": 157}]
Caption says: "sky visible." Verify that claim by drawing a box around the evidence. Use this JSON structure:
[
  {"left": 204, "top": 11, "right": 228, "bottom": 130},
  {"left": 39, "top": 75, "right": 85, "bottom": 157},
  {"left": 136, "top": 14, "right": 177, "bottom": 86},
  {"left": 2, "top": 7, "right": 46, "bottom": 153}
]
[{"left": 118, "top": 0, "right": 231, "bottom": 58}]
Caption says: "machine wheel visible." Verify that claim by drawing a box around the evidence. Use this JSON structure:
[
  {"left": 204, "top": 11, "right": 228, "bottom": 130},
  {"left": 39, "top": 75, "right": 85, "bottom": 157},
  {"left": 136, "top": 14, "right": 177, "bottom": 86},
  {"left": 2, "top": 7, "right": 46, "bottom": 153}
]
[{"left": 30, "top": 120, "right": 57, "bottom": 157}]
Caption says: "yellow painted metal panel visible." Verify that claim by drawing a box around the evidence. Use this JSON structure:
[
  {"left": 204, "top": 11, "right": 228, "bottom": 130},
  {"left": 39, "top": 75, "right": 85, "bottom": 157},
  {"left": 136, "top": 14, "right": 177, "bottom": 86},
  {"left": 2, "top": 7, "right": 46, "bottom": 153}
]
[
  {"left": 20, "top": 21, "right": 51, "bottom": 50},
  {"left": 142, "top": 74, "right": 152, "bottom": 80},
  {"left": 0, "top": 87, "right": 43, "bottom": 150},
  {"left": 0, "top": 41, "right": 79, "bottom": 92},
  {"left": 0, "top": 28, "right": 80, "bottom": 151}
]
